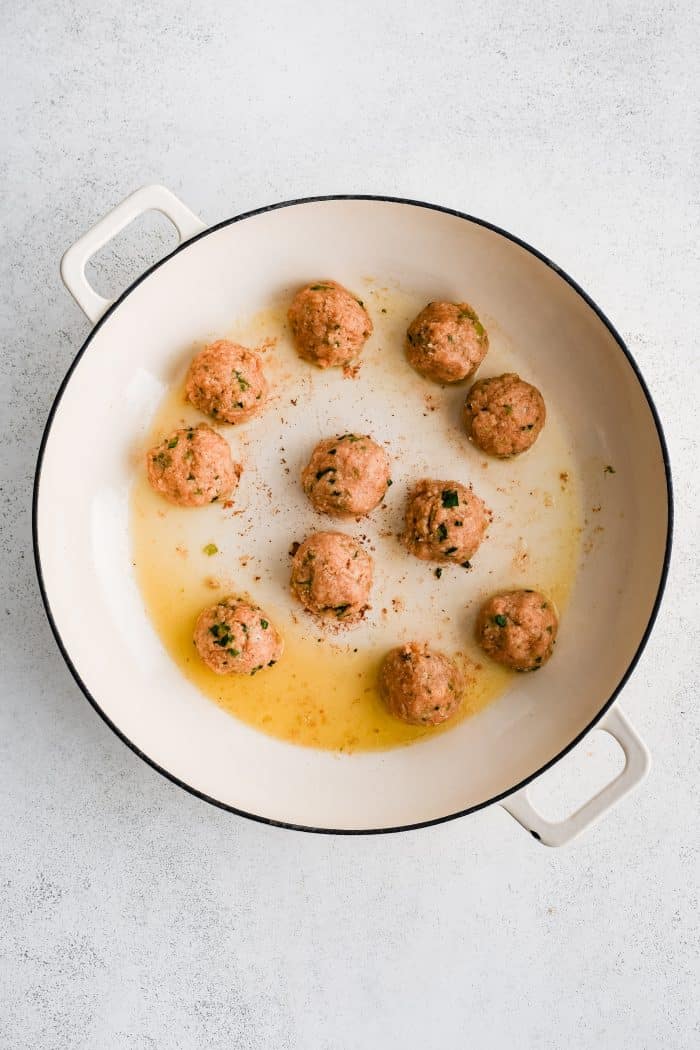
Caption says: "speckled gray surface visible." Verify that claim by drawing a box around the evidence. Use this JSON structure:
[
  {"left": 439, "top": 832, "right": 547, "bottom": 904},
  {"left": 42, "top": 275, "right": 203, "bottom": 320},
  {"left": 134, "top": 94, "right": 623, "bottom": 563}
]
[{"left": 1, "top": 2, "right": 699, "bottom": 1047}]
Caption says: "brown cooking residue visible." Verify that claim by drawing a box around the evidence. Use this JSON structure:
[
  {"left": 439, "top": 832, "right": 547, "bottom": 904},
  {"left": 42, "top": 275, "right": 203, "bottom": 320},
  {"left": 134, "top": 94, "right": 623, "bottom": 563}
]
[
  {"left": 256, "top": 336, "right": 277, "bottom": 353},
  {"left": 512, "top": 538, "right": 530, "bottom": 573}
]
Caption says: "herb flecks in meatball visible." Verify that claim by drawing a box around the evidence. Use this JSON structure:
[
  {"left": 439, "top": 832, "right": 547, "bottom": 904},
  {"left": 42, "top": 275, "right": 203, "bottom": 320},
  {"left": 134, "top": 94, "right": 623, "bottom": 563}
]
[
  {"left": 379, "top": 643, "right": 464, "bottom": 726},
  {"left": 290, "top": 531, "right": 373, "bottom": 627},
  {"left": 402, "top": 479, "right": 489, "bottom": 564},
  {"left": 193, "top": 597, "right": 283, "bottom": 675},
  {"left": 302, "top": 434, "right": 391, "bottom": 518},
  {"left": 476, "top": 589, "right": 558, "bottom": 672},
  {"left": 406, "top": 300, "right": 489, "bottom": 383},
  {"left": 464, "top": 373, "right": 546, "bottom": 457},
  {"left": 146, "top": 424, "right": 240, "bottom": 507},
  {"left": 186, "top": 339, "right": 268, "bottom": 424},
  {"left": 288, "top": 280, "right": 373, "bottom": 369}
]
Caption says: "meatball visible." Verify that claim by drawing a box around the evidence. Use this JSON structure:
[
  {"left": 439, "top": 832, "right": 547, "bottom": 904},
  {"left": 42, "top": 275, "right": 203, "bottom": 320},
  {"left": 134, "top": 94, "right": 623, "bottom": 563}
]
[
  {"left": 379, "top": 643, "right": 464, "bottom": 726},
  {"left": 463, "top": 373, "right": 546, "bottom": 457},
  {"left": 302, "top": 433, "right": 391, "bottom": 518},
  {"left": 406, "top": 300, "right": 489, "bottom": 383},
  {"left": 287, "top": 280, "right": 373, "bottom": 369},
  {"left": 403, "top": 479, "right": 489, "bottom": 565},
  {"left": 193, "top": 597, "right": 283, "bottom": 675},
  {"left": 476, "top": 590, "right": 558, "bottom": 672},
  {"left": 290, "top": 531, "right": 373, "bottom": 627},
  {"left": 185, "top": 339, "right": 267, "bottom": 424},
  {"left": 146, "top": 424, "right": 240, "bottom": 507}
]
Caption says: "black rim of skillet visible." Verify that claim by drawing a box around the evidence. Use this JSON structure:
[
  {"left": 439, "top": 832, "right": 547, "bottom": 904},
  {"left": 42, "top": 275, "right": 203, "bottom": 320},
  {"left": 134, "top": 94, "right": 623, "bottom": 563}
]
[{"left": 32, "top": 194, "right": 674, "bottom": 836}]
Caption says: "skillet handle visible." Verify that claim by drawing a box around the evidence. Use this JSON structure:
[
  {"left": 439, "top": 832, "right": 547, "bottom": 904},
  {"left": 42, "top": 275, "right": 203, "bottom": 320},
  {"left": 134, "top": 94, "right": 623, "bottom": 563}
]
[
  {"left": 500, "top": 705, "right": 650, "bottom": 847},
  {"left": 60, "top": 184, "right": 207, "bottom": 324}
]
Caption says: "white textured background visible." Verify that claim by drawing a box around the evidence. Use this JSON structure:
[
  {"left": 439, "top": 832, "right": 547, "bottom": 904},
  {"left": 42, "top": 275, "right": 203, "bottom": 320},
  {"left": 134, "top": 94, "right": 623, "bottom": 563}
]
[{"left": 1, "top": 2, "right": 699, "bottom": 1047}]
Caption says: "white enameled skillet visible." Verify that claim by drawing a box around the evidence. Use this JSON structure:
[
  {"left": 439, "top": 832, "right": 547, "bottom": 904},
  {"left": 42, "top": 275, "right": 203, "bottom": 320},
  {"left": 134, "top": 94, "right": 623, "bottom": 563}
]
[{"left": 33, "top": 186, "right": 672, "bottom": 844}]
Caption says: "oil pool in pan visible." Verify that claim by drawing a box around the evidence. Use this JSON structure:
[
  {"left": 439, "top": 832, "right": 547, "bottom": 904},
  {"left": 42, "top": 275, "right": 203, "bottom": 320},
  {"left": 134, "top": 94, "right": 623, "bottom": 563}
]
[{"left": 130, "top": 280, "right": 582, "bottom": 753}]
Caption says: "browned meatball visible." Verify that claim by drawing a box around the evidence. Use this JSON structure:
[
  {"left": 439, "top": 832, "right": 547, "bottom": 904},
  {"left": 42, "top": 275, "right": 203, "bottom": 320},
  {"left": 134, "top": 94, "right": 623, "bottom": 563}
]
[
  {"left": 146, "top": 424, "right": 240, "bottom": 507},
  {"left": 287, "top": 280, "right": 373, "bottom": 369},
  {"left": 185, "top": 339, "right": 267, "bottom": 424},
  {"left": 379, "top": 643, "right": 464, "bottom": 726},
  {"left": 193, "top": 597, "right": 283, "bottom": 675},
  {"left": 290, "top": 531, "right": 373, "bottom": 627},
  {"left": 406, "top": 301, "right": 489, "bottom": 383},
  {"left": 402, "top": 479, "right": 489, "bottom": 565},
  {"left": 476, "top": 590, "right": 558, "bottom": 672},
  {"left": 302, "top": 434, "right": 391, "bottom": 518},
  {"left": 463, "top": 373, "right": 546, "bottom": 457}
]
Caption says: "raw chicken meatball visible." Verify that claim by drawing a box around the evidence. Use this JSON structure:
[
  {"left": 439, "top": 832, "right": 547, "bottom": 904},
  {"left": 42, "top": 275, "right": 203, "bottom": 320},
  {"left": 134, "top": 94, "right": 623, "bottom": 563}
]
[
  {"left": 379, "top": 643, "right": 464, "bottom": 726},
  {"left": 146, "top": 423, "right": 240, "bottom": 507},
  {"left": 302, "top": 433, "right": 391, "bottom": 518},
  {"left": 403, "top": 479, "right": 489, "bottom": 565},
  {"left": 290, "top": 531, "right": 373, "bottom": 627},
  {"left": 193, "top": 597, "right": 283, "bottom": 675},
  {"left": 287, "top": 280, "right": 373, "bottom": 369},
  {"left": 185, "top": 339, "right": 267, "bottom": 424},
  {"left": 463, "top": 373, "right": 546, "bottom": 457},
  {"left": 406, "top": 300, "right": 489, "bottom": 383},
  {"left": 476, "top": 590, "right": 558, "bottom": 672}
]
